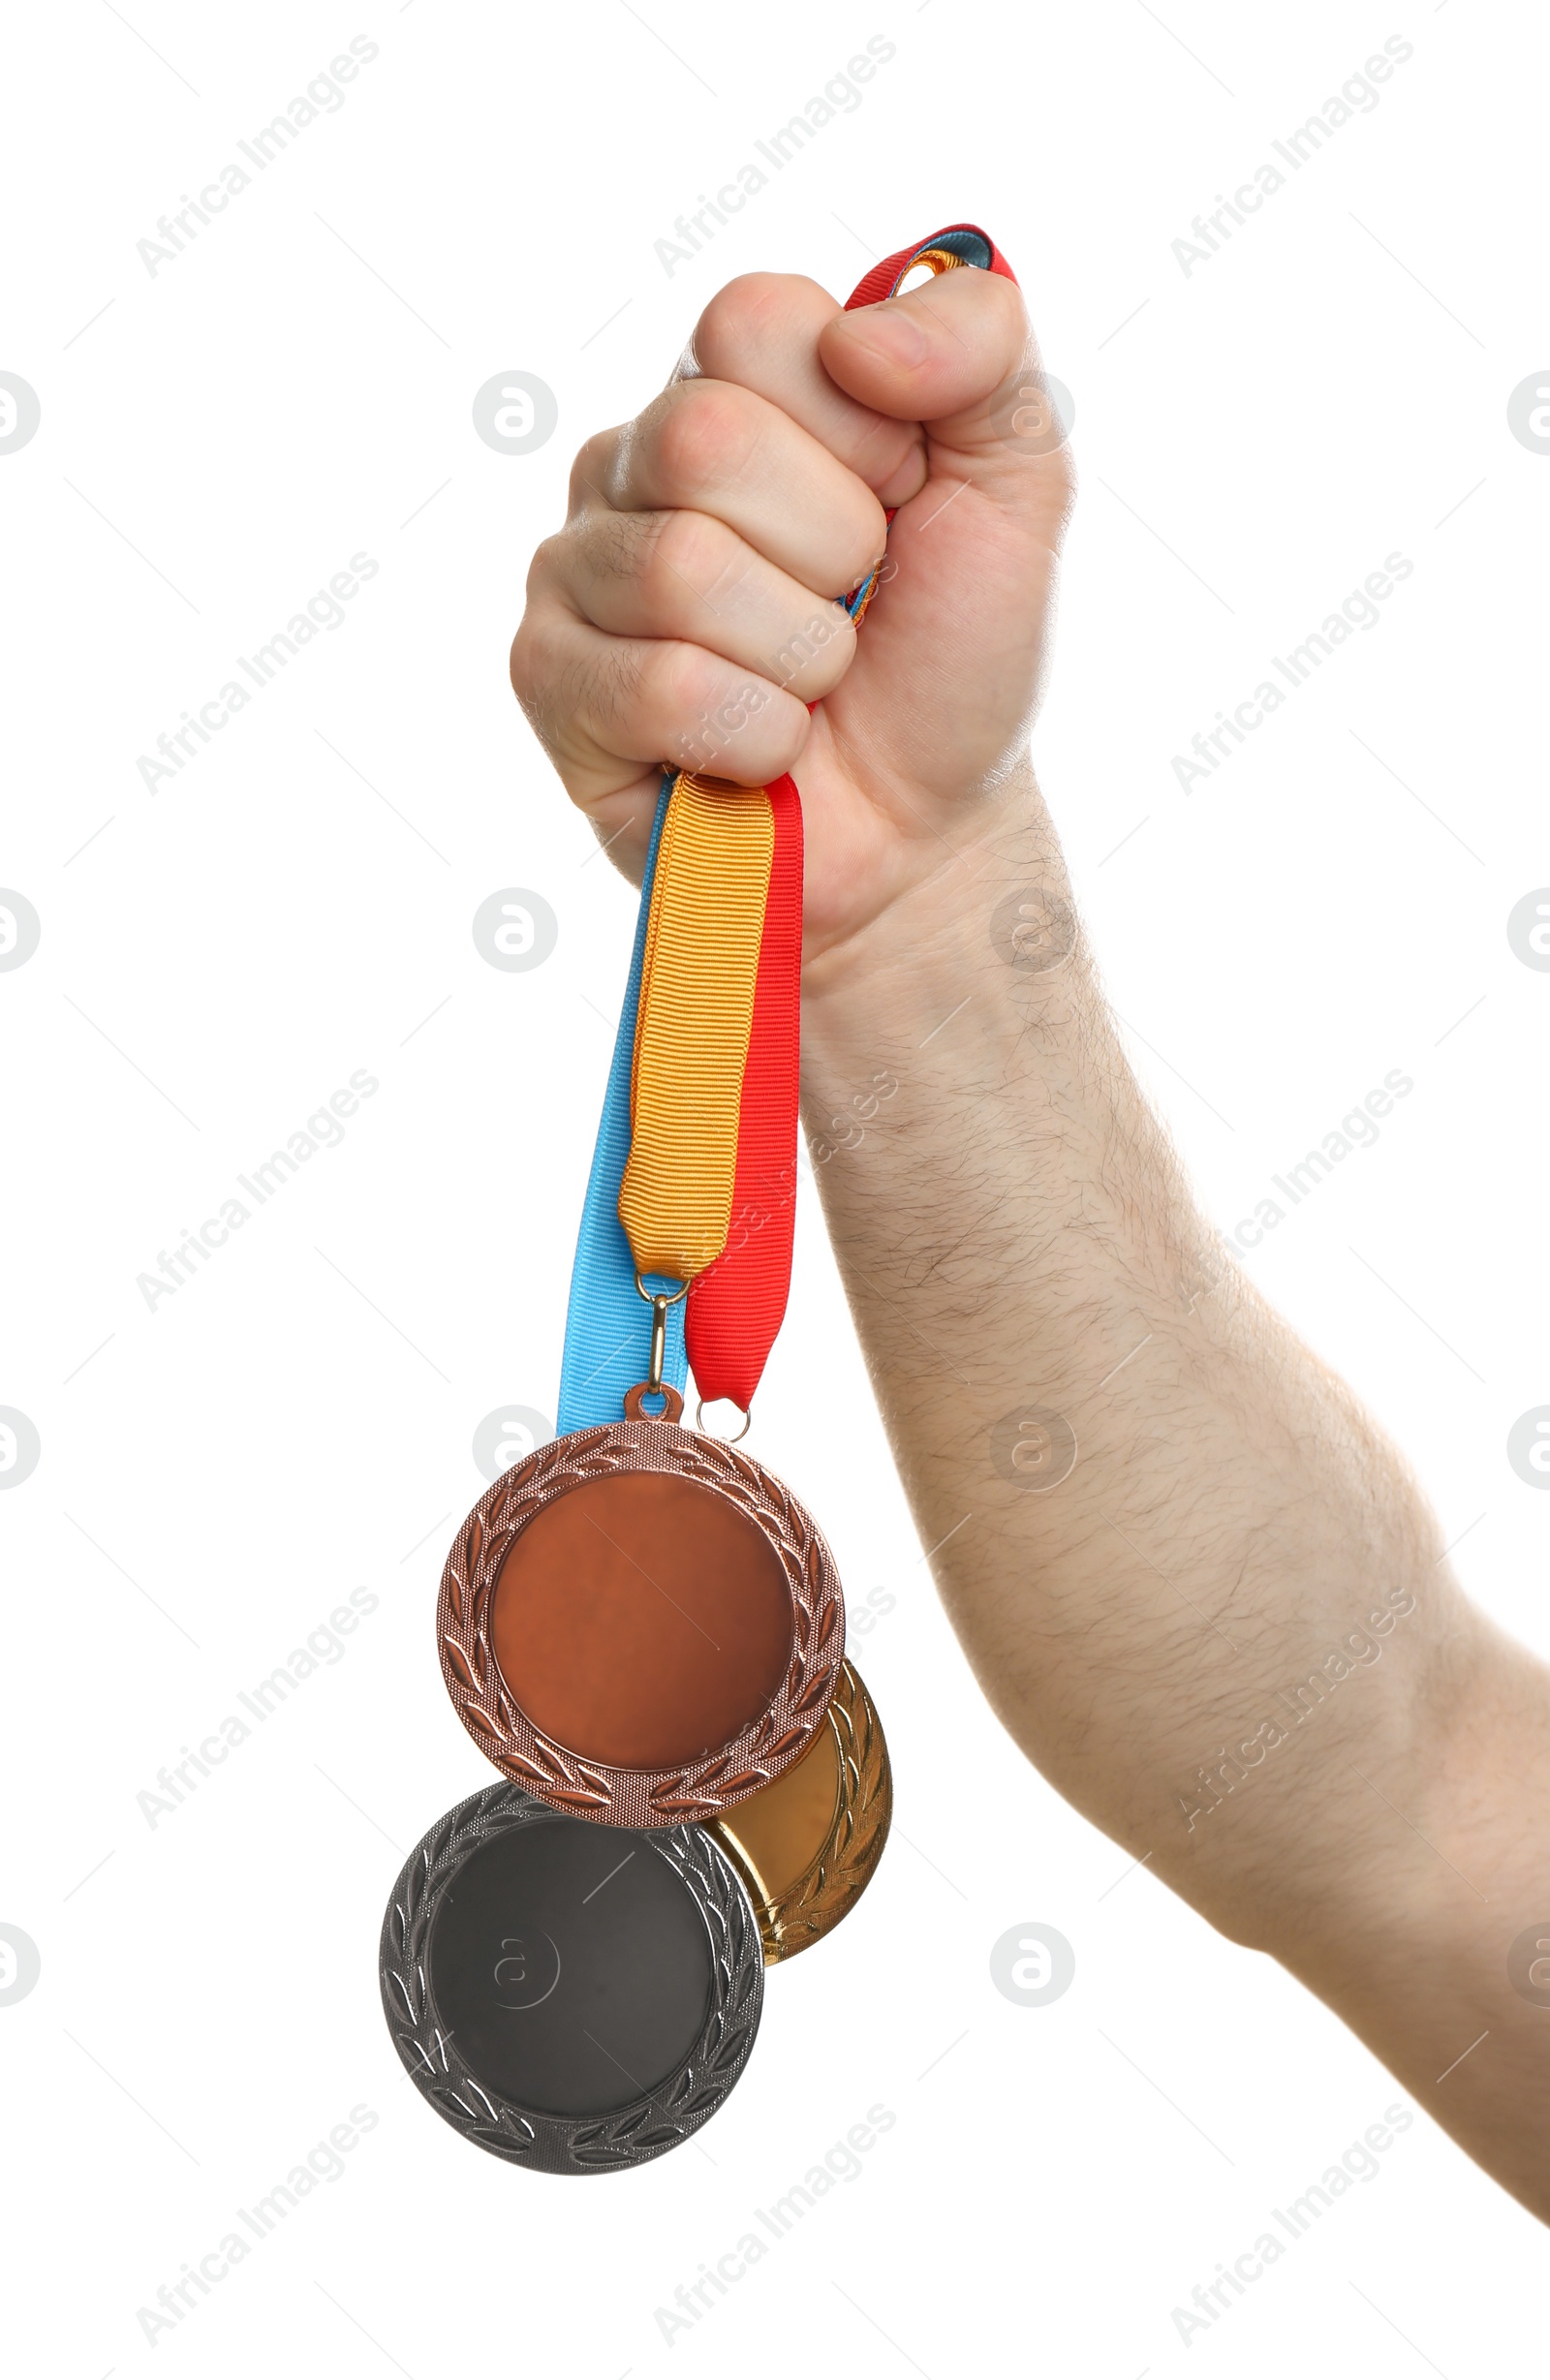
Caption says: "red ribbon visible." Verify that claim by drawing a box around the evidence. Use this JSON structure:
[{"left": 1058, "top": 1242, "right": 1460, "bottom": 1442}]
[{"left": 684, "top": 776, "right": 802, "bottom": 1408}]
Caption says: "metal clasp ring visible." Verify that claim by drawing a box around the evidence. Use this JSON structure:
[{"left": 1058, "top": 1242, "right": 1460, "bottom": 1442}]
[
  {"left": 696, "top": 1397, "right": 752, "bottom": 1446},
  {"left": 635, "top": 1272, "right": 688, "bottom": 1395}
]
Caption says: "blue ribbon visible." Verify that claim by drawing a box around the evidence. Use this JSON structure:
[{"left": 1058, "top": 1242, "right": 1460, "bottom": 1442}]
[{"left": 555, "top": 780, "right": 690, "bottom": 1433}]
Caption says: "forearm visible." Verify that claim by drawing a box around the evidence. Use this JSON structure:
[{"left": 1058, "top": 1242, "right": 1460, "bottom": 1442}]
[{"left": 801, "top": 767, "right": 1550, "bottom": 2217}]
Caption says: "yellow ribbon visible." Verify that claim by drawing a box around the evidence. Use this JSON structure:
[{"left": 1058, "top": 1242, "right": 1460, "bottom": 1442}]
[{"left": 617, "top": 773, "right": 774, "bottom": 1280}]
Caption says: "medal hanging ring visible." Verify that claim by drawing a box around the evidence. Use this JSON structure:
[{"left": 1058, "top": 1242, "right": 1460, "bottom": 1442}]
[{"left": 636, "top": 1270, "right": 688, "bottom": 1418}]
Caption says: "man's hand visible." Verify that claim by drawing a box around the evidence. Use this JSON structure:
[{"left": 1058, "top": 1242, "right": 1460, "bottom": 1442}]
[
  {"left": 510, "top": 266, "right": 1072, "bottom": 965},
  {"left": 512, "top": 254, "right": 1550, "bottom": 2230}
]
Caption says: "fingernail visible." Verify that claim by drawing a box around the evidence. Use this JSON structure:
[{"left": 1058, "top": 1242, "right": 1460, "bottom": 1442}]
[{"left": 852, "top": 305, "right": 929, "bottom": 365}]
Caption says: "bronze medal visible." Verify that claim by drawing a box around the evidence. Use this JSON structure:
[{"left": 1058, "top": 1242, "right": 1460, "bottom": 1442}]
[
  {"left": 438, "top": 1383, "right": 845, "bottom": 1829},
  {"left": 709, "top": 1659, "right": 891, "bottom": 1963}
]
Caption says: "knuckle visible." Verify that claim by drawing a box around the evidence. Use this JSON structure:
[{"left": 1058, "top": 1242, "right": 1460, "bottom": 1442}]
[
  {"left": 508, "top": 621, "right": 535, "bottom": 708},
  {"left": 507, "top": 604, "right": 552, "bottom": 717},
  {"left": 569, "top": 427, "right": 617, "bottom": 507},
  {"left": 522, "top": 529, "right": 566, "bottom": 602},
  {"left": 694, "top": 273, "right": 791, "bottom": 372},
  {"left": 650, "top": 635, "right": 726, "bottom": 726},
  {"left": 647, "top": 507, "right": 728, "bottom": 603},
  {"left": 576, "top": 635, "right": 648, "bottom": 736},
  {"left": 666, "top": 646, "right": 772, "bottom": 749},
  {"left": 769, "top": 602, "right": 853, "bottom": 694},
  {"left": 509, "top": 607, "right": 589, "bottom": 758},
  {"left": 653, "top": 381, "right": 759, "bottom": 500},
  {"left": 577, "top": 508, "right": 726, "bottom": 619},
  {"left": 587, "top": 507, "right": 655, "bottom": 585}
]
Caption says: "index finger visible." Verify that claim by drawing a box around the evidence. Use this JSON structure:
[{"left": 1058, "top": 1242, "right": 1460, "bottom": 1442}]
[{"left": 684, "top": 272, "right": 929, "bottom": 511}]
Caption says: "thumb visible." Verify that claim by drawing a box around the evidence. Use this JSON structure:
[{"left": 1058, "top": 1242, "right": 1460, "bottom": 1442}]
[
  {"left": 809, "top": 260, "right": 1074, "bottom": 809},
  {"left": 817, "top": 263, "right": 1073, "bottom": 519}
]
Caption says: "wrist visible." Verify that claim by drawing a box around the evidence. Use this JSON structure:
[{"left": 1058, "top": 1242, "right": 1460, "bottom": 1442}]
[
  {"left": 794, "top": 763, "right": 1233, "bottom": 1374},
  {"left": 797, "top": 766, "right": 1115, "bottom": 1211},
  {"left": 800, "top": 764, "right": 1071, "bottom": 1045}
]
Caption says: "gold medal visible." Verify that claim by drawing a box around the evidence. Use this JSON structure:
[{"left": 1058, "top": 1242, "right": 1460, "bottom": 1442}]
[{"left": 709, "top": 1661, "right": 891, "bottom": 1963}]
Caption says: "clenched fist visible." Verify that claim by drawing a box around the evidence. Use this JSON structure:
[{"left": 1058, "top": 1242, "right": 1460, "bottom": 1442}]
[{"left": 509, "top": 263, "right": 1074, "bottom": 974}]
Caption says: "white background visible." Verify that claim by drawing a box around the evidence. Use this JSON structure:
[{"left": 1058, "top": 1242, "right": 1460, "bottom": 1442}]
[{"left": 3, "top": 1, "right": 1548, "bottom": 2372}]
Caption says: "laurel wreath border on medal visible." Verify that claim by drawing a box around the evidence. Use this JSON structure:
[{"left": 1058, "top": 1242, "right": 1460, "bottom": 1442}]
[
  {"left": 712, "top": 1660, "right": 893, "bottom": 1965},
  {"left": 379, "top": 1779, "right": 763, "bottom": 2175},
  {"left": 437, "top": 1420, "right": 847, "bottom": 1830}
]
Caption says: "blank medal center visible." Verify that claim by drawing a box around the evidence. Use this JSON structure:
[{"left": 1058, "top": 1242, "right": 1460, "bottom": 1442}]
[{"left": 492, "top": 1472, "right": 794, "bottom": 1768}]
